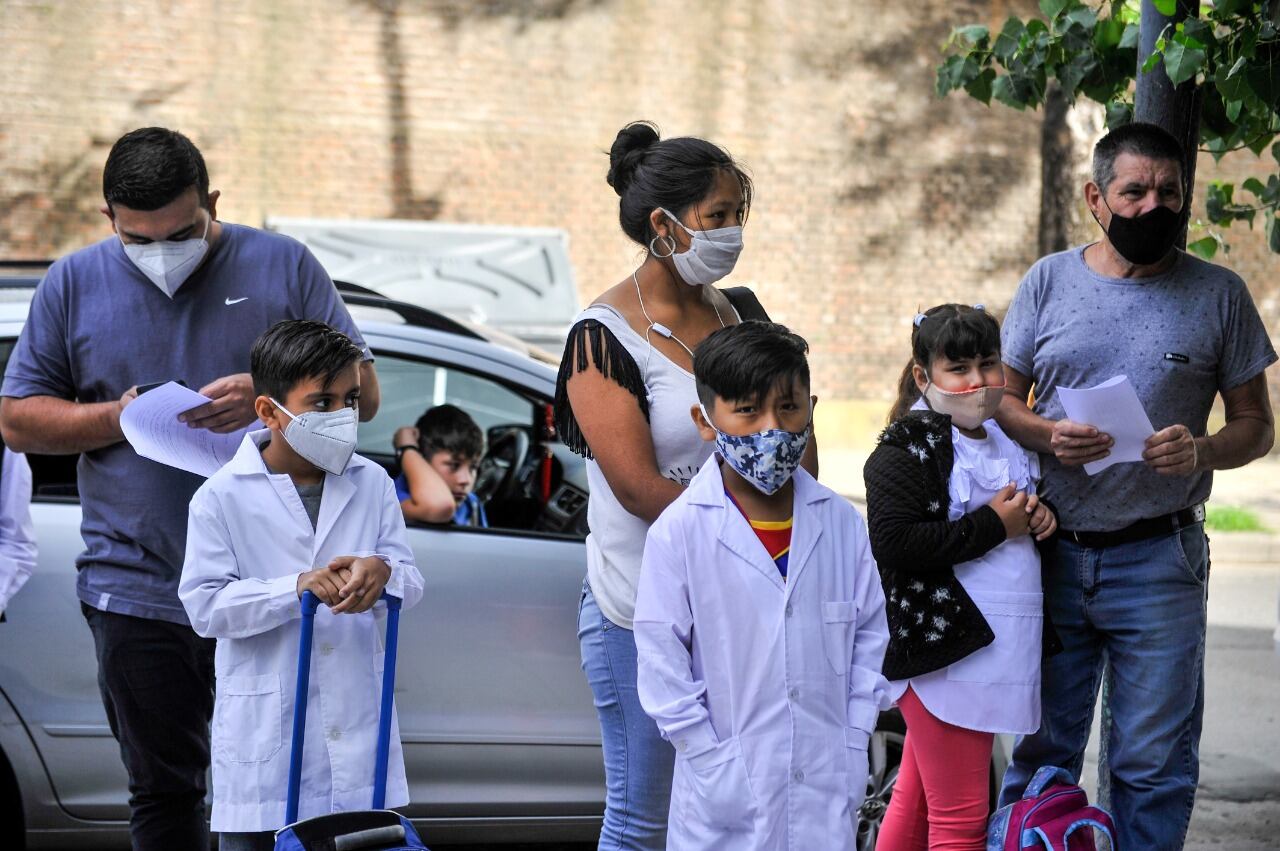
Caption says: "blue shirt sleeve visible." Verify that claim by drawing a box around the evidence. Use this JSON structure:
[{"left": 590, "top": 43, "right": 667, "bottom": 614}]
[
  {"left": 2, "top": 264, "right": 75, "bottom": 399},
  {"left": 393, "top": 473, "right": 411, "bottom": 504},
  {"left": 1000, "top": 264, "right": 1040, "bottom": 380},
  {"left": 295, "top": 248, "right": 372, "bottom": 360},
  {"left": 1217, "top": 276, "right": 1277, "bottom": 391}
]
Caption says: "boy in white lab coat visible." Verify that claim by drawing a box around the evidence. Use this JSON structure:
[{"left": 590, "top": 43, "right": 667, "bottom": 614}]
[
  {"left": 179, "top": 320, "right": 424, "bottom": 851},
  {"left": 634, "top": 321, "right": 890, "bottom": 850},
  {"left": 0, "top": 446, "right": 37, "bottom": 616}
]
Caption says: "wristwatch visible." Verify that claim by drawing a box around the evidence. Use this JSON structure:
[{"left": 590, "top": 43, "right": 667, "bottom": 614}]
[{"left": 394, "top": 444, "right": 422, "bottom": 461}]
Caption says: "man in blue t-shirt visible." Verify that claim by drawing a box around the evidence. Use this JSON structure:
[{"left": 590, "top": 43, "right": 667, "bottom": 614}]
[
  {"left": 0, "top": 127, "right": 380, "bottom": 851},
  {"left": 995, "top": 122, "right": 1276, "bottom": 851},
  {"left": 393, "top": 404, "right": 488, "bottom": 528}
]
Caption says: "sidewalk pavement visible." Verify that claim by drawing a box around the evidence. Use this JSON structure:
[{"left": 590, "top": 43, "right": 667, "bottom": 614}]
[{"left": 821, "top": 448, "right": 1280, "bottom": 566}]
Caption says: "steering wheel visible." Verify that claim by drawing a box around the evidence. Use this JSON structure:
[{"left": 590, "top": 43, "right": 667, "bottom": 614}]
[{"left": 473, "top": 426, "right": 531, "bottom": 504}]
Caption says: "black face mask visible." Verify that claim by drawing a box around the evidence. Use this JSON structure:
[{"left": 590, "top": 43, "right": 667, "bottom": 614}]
[{"left": 1098, "top": 199, "right": 1185, "bottom": 266}]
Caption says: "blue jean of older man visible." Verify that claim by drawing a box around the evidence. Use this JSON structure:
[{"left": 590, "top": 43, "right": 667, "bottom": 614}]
[{"left": 996, "top": 244, "right": 1275, "bottom": 850}]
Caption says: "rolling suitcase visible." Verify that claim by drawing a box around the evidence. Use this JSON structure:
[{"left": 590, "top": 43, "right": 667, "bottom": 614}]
[{"left": 273, "top": 590, "right": 428, "bottom": 851}]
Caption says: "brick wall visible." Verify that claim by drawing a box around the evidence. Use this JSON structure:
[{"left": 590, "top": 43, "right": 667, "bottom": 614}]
[{"left": 2, "top": 0, "right": 1275, "bottom": 409}]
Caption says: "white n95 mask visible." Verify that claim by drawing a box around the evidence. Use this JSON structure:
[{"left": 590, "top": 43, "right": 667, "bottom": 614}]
[
  {"left": 120, "top": 217, "right": 210, "bottom": 298},
  {"left": 270, "top": 399, "right": 358, "bottom": 475},
  {"left": 659, "top": 207, "right": 744, "bottom": 287}
]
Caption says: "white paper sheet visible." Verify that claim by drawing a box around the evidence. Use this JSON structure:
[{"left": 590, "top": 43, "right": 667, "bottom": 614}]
[
  {"left": 120, "top": 382, "right": 250, "bottom": 477},
  {"left": 1056, "top": 375, "right": 1155, "bottom": 476}
]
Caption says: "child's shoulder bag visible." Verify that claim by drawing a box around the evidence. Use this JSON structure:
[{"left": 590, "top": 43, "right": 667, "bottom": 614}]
[{"left": 987, "top": 766, "right": 1117, "bottom": 851}]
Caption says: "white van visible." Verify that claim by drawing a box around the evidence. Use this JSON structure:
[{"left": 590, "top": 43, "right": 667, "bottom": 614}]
[{"left": 266, "top": 217, "right": 580, "bottom": 352}]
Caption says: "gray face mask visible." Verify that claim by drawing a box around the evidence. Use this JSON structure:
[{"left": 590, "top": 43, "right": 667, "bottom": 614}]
[
  {"left": 659, "top": 207, "right": 744, "bottom": 287},
  {"left": 270, "top": 399, "right": 358, "bottom": 475}
]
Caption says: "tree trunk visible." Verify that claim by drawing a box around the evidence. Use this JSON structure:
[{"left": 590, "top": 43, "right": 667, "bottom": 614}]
[
  {"left": 1039, "top": 83, "right": 1075, "bottom": 257},
  {"left": 1135, "top": 0, "right": 1204, "bottom": 247}
]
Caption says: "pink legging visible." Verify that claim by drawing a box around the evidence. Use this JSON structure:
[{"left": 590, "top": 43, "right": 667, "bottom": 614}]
[{"left": 876, "top": 686, "right": 995, "bottom": 851}]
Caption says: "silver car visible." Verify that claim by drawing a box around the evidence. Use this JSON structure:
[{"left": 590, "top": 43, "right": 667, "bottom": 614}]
[{"left": 0, "top": 273, "right": 958, "bottom": 849}]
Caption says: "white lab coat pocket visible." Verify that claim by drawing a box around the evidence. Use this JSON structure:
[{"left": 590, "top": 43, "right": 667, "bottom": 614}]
[
  {"left": 213, "top": 673, "right": 282, "bottom": 764},
  {"left": 844, "top": 726, "right": 871, "bottom": 812},
  {"left": 946, "top": 591, "right": 1043, "bottom": 687},
  {"left": 822, "top": 601, "right": 858, "bottom": 676},
  {"left": 682, "top": 736, "right": 757, "bottom": 832}
]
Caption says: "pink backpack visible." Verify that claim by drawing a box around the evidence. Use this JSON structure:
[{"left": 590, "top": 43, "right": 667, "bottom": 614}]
[{"left": 987, "top": 766, "right": 1117, "bottom": 851}]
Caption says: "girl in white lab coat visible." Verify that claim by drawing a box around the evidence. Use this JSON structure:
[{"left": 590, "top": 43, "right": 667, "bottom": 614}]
[
  {"left": 179, "top": 321, "right": 424, "bottom": 851},
  {"left": 863, "top": 304, "right": 1056, "bottom": 851},
  {"left": 634, "top": 322, "right": 888, "bottom": 850}
]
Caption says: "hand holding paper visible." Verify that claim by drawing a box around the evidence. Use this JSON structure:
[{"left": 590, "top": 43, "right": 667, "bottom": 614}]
[
  {"left": 120, "top": 382, "right": 253, "bottom": 477},
  {"left": 1056, "top": 375, "right": 1155, "bottom": 476}
]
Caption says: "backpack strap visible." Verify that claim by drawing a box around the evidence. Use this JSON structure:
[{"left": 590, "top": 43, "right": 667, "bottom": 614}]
[
  {"left": 720, "top": 286, "right": 770, "bottom": 322},
  {"left": 1024, "top": 765, "right": 1077, "bottom": 799}
]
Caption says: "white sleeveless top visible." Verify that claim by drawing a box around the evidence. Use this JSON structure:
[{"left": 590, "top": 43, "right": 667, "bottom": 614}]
[
  {"left": 575, "top": 303, "right": 734, "bottom": 630},
  {"left": 889, "top": 414, "right": 1045, "bottom": 734}
]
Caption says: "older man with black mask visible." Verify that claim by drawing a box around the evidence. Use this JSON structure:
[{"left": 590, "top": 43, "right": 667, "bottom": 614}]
[
  {"left": 995, "top": 122, "right": 1276, "bottom": 850},
  {"left": 0, "top": 127, "right": 380, "bottom": 850}
]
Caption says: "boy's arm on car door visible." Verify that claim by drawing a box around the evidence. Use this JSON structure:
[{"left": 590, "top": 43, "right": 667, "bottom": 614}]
[{"left": 375, "top": 474, "right": 424, "bottom": 610}]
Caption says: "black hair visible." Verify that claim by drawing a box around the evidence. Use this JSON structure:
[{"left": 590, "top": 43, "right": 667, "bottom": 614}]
[
  {"left": 694, "top": 321, "right": 810, "bottom": 410},
  {"left": 889, "top": 304, "right": 1002, "bottom": 423},
  {"left": 607, "top": 120, "right": 754, "bottom": 247},
  {"left": 103, "top": 127, "right": 210, "bottom": 211},
  {"left": 1092, "top": 121, "right": 1185, "bottom": 192},
  {"left": 415, "top": 404, "right": 485, "bottom": 460},
  {"left": 250, "top": 320, "right": 364, "bottom": 401}
]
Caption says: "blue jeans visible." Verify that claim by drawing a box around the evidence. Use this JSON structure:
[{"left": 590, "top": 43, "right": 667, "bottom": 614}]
[
  {"left": 999, "top": 523, "right": 1209, "bottom": 851},
  {"left": 578, "top": 580, "right": 674, "bottom": 850}
]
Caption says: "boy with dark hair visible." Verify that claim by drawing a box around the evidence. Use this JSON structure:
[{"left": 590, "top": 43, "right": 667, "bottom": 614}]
[
  {"left": 179, "top": 320, "right": 422, "bottom": 851},
  {"left": 633, "top": 321, "right": 889, "bottom": 849},
  {"left": 393, "top": 404, "right": 488, "bottom": 527}
]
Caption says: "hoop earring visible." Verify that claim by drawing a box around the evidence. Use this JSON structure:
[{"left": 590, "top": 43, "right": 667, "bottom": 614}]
[{"left": 649, "top": 234, "right": 676, "bottom": 258}]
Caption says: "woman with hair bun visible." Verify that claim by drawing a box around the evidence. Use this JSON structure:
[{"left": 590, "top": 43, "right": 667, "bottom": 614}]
[{"left": 555, "top": 121, "right": 815, "bottom": 848}]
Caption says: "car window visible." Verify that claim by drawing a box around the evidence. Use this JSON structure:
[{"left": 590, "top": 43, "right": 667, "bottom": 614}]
[{"left": 357, "top": 352, "right": 535, "bottom": 454}]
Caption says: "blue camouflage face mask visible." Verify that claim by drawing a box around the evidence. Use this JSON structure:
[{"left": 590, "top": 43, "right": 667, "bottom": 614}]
[{"left": 700, "top": 404, "right": 811, "bottom": 495}]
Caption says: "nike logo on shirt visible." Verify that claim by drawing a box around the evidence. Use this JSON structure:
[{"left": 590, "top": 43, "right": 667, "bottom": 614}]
[{"left": 225, "top": 297, "right": 248, "bottom": 305}]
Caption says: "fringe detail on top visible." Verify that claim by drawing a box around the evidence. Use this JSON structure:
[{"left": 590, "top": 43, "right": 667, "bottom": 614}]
[{"left": 554, "top": 318, "right": 650, "bottom": 459}]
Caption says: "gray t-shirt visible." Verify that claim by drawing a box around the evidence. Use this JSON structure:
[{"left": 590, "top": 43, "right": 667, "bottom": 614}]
[
  {"left": 1002, "top": 246, "right": 1276, "bottom": 531},
  {"left": 294, "top": 481, "right": 324, "bottom": 531},
  {"left": 1, "top": 224, "right": 370, "bottom": 624}
]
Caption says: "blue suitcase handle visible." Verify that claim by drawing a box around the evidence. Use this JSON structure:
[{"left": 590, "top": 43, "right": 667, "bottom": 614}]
[{"left": 286, "top": 590, "right": 403, "bottom": 825}]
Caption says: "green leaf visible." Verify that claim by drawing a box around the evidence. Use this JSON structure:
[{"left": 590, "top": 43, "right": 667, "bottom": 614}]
[
  {"left": 1163, "top": 36, "right": 1206, "bottom": 86},
  {"left": 1245, "top": 42, "right": 1280, "bottom": 107},
  {"left": 1206, "top": 182, "right": 1235, "bottom": 224},
  {"left": 953, "top": 24, "right": 990, "bottom": 46},
  {"left": 1063, "top": 7, "right": 1098, "bottom": 32},
  {"left": 1039, "top": 0, "right": 1070, "bottom": 18},
  {"left": 1180, "top": 19, "right": 1214, "bottom": 49},
  {"left": 1105, "top": 100, "right": 1133, "bottom": 128},
  {"left": 993, "top": 16, "right": 1026, "bottom": 61},
  {"left": 1119, "top": 22, "right": 1139, "bottom": 50},
  {"left": 1272, "top": 141, "right": 1280, "bottom": 167},
  {"left": 1187, "top": 236, "right": 1219, "bottom": 260},
  {"left": 965, "top": 68, "right": 997, "bottom": 104},
  {"left": 1225, "top": 98, "right": 1243, "bottom": 122},
  {"left": 1142, "top": 51, "right": 1163, "bottom": 74},
  {"left": 1059, "top": 53, "right": 1099, "bottom": 95},
  {"left": 936, "top": 54, "right": 981, "bottom": 96},
  {"left": 1243, "top": 177, "right": 1268, "bottom": 197},
  {"left": 992, "top": 73, "right": 1036, "bottom": 110},
  {"left": 1216, "top": 56, "right": 1251, "bottom": 102},
  {"left": 1095, "top": 18, "right": 1124, "bottom": 50},
  {"left": 1269, "top": 216, "right": 1280, "bottom": 253},
  {"left": 1153, "top": 0, "right": 1176, "bottom": 15}
]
